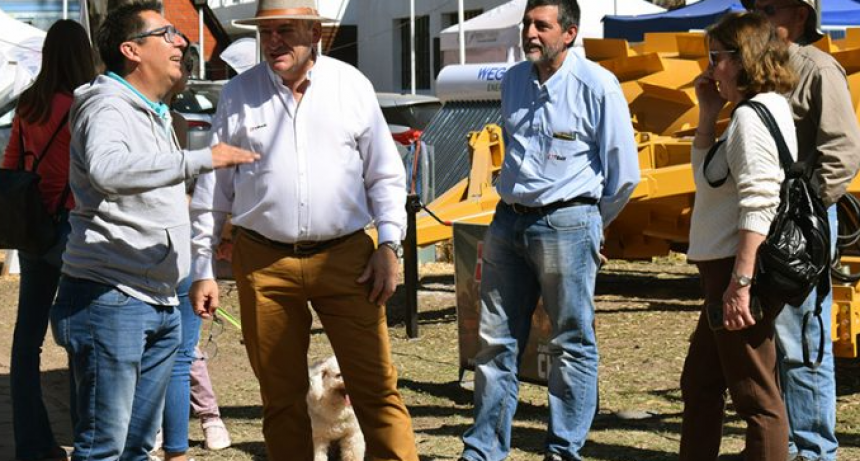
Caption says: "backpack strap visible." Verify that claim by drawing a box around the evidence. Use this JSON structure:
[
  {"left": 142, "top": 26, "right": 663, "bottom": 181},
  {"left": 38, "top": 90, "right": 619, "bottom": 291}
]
[
  {"left": 29, "top": 110, "right": 71, "bottom": 173},
  {"left": 745, "top": 100, "right": 831, "bottom": 369},
  {"left": 736, "top": 100, "right": 794, "bottom": 173},
  {"left": 703, "top": 139, "right": 728, "bottom": 187},
  {"left": 702, "top": 99, "right": 794, "bottom": 188},
  {"left": 16, "top": 110, "right": 73, "bottom": 215},
  {"left": 53, "top": 183, "right": 72, "bottom": 216},
  {"left": 802, "top": 273, "right": 829, "bottom": 368},
  {"left": 16, "top": 116, "right": 26, "bottom": 170}
]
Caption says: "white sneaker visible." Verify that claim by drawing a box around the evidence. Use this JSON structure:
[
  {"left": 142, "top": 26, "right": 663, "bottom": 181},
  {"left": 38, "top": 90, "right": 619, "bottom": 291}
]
[
  {"left": 151, "top": 429, "right": 163, "bottom": 454},
  {"left": 201, "top": 418, "right": 232, "bottom": 451}
]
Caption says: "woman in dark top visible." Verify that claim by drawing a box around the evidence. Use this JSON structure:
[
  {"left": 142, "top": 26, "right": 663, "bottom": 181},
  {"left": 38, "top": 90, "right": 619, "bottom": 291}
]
[{"left": 1, "top": 19, "right": 95, "bottom": 461}]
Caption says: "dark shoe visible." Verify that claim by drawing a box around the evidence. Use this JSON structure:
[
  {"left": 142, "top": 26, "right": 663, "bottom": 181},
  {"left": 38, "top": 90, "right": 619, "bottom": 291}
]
[{"left": 544, "top": 453, "right": 575, "bottom": 461}]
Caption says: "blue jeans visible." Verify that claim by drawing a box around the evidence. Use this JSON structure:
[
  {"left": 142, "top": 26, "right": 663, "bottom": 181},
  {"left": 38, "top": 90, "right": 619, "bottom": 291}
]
[
  {"left": 12, "top": 217, "right": 71, "bottom": 460},
  {"left": 51, "top": 276, "right": 181, "bottom": 461},
  {"left": 162, "top": 277, "right": 201, "bottom": 454},
  {"left": 462, "top": 203, "right": 602, "bottom": 461},
  {"left": 775, "top": 206, "right": 838, "bottom": 461}
]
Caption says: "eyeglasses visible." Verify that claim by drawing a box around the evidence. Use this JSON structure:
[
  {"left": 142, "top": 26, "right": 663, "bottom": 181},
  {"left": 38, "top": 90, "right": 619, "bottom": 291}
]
[
  {"left": 128, "top": 25, "right": 186, "bottom": 45},
  {"left": 753, "top": 3, "right": 802, "bottom": 16},
  {"left": 201, "top": 314, "right": 224, "bottom": 361},
  {"left": 708, "top": 49, "right": 737, "bottom": 66}
]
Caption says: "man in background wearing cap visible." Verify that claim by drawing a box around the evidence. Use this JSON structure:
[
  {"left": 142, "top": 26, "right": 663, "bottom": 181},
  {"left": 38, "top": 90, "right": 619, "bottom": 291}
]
[
  {"left": 188, "top": 0, "right": 419, "bottom": 459},
  {"left": 745, "top": 1, "right": 860, "bottom": 460}
]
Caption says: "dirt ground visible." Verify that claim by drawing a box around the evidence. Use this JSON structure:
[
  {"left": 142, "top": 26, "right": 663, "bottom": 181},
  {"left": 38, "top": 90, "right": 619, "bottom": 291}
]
[{"left": 0, "top": 255, "right": 859, "bottom": 461}]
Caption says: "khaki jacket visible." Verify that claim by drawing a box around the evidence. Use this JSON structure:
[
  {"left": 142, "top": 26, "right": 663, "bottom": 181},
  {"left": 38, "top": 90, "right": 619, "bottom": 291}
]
[{"left": 788, "top": 43, "right": 860, "bottom": 206}]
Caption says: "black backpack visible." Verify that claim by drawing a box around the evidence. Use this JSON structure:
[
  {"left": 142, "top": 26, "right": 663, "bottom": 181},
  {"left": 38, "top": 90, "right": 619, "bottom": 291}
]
[
  {"left": 0, "top": 111, "right": 70, "bottom": 254},
  {"left": 703, "top": 99, "right": 830, "bottom": 368}
]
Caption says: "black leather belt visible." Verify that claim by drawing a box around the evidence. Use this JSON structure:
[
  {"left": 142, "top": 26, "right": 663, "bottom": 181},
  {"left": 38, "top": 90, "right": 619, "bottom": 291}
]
[
  {"left": 238, "top": 227, "right": 360, "bottom": 256},
  {"left": 505, "top": 196, "right": 598, "bottom": 215}
]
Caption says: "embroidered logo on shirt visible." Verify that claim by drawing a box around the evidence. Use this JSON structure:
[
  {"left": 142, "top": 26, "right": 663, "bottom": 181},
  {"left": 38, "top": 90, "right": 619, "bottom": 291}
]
[
  {"left": 250, "top": 124, "right": 267, "bottom": 131},
  {"left": 548, "top": 152, "right": 567, "bottom": 161}
]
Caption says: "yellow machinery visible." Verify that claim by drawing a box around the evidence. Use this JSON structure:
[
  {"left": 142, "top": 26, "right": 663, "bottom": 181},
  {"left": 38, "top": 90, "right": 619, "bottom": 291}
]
[{"left": 415, "top": 31, "right": 860, "bottom": 358}]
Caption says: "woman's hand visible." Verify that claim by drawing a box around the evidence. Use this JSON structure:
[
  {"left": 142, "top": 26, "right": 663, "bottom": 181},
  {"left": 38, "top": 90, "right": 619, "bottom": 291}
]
[
  {"left": 694, "top": 70, "right": 727, "bottom": 122},
  {"left": 722, "top": 281, "right": 757, "bottom": 331}
]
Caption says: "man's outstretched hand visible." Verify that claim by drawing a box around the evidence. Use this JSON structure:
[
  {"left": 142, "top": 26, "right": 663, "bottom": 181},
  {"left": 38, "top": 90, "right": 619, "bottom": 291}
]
[{"left": 211, "top": 143, "right": 259, "bottom": 169}]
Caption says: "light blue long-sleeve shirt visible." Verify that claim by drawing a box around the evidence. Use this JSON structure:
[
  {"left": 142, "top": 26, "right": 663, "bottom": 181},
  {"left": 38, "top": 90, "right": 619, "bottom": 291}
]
[{"left": 497, "top": 50, "right": 640, "bottom": 227}]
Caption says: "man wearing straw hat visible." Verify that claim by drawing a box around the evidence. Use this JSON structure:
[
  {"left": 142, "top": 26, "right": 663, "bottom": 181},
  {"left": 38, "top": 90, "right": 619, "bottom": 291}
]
[
  {"left": 188, "top": 0, "right": 419, "bottom": 459},
  {"left": 743, "top": 1, "right": 860, "bottom": 460}
]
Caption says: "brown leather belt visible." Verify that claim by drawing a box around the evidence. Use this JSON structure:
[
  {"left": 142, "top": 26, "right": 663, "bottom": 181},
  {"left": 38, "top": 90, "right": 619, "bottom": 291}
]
[
  {"left": 505, "top": 196, "right": 598, "bottom": 215},
  {"left": 238, "top": 227, "right": 361, "bottom": 256}
]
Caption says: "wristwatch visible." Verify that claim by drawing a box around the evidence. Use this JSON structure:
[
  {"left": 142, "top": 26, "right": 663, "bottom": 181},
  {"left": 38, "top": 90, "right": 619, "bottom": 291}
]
[
  {"left": 379, "top": 241, "right": 403, "bottom": 258},
  {"left": 733, "top": 272, "right": 753, "bottom": 287}
]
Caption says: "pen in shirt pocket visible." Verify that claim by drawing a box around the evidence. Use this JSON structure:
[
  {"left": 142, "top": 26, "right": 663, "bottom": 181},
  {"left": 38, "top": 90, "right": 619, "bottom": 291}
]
[{"left": 552, "top": 131, "right": 577, "bottom": 141}]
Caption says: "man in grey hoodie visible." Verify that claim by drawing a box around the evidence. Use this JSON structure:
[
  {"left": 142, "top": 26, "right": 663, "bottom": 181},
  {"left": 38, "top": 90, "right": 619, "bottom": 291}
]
[{"left": 48, "top": 2, "right": 258, "bottom": 460}]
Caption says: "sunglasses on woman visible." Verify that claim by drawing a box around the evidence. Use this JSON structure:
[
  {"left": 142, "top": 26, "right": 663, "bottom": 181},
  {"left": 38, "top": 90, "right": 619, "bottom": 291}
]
[{"left": 708, "top": 49, "right": 737, "bottom": 66}]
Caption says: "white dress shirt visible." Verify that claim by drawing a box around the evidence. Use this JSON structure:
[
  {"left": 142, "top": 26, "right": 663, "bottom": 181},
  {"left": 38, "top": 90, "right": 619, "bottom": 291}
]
[{"left": 190, "top": 56, "right": 407, "bottom": 281}]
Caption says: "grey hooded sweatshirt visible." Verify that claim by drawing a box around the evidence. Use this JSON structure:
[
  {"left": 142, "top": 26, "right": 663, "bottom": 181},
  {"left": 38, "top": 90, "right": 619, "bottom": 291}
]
[{"left": 62, "top": 75, "right": 213, "bottom": 305}]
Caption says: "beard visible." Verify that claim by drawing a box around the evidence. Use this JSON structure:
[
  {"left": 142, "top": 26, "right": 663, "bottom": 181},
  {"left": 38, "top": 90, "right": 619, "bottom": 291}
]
[{"left": 524, "top": 41, "right": 565, "bottom": 64}]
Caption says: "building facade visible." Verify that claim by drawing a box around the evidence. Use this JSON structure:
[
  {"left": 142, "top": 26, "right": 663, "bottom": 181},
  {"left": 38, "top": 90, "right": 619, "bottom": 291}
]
[{"left": 208, "top": 0, "right": 509, "bottom": 93}]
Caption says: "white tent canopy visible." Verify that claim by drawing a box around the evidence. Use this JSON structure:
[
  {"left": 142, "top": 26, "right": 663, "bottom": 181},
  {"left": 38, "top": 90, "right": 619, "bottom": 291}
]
[
  {"left": 221, "top": 37, "right": 258, "bottom": 75},
  {"left": 439, "top": 0, "right": 665, "bottom": 65},
  {"left": 0, "top": 9, "right": 46, "bottom": 108}
]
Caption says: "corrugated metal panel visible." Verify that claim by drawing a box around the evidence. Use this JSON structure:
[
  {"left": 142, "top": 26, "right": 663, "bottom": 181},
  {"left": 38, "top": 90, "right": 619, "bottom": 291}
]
[{"left": 420, "top": 101, "right": 502, "bottom": 201}]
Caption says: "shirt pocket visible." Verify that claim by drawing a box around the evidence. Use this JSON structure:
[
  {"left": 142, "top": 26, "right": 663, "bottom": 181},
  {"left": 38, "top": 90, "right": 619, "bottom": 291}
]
[{"left": 540, "top": 134, "right": 593, "bottom": 177}]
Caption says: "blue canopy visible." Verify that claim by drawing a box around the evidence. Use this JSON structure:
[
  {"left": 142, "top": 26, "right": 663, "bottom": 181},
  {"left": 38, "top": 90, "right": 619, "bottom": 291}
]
[
  {"left": 603, "top": 0, "right": 744, "bottom": 43},
  {"left": 604, "top": 0, "right": 860, "bottom": 43},
  {"left": 822, "top": 0, "right": 860, "bottom": 25}
]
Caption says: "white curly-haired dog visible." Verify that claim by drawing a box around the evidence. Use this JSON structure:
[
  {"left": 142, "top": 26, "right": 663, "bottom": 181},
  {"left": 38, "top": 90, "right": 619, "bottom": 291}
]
[{"left": 307, "top": 356, "right": 365, "bottom": 461}]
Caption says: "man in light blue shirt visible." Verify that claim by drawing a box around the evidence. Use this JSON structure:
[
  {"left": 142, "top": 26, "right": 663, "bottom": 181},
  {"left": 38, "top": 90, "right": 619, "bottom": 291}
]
[{"left": 460, "top": 1, "right": 639, "bottom": 460}]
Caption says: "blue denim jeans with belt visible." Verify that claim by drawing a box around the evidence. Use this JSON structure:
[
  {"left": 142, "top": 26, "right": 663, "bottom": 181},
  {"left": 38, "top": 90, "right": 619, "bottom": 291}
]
[
  {"left": 51, "top": 276, "right": 181, "bottom": 461},
  {"left": 12, "top": 215, "right": 71, "bottom": 461},
  {"left": 775, "top": 205, "right": 838, "bottom": 461},
  {"left": 461, "top": 202, "right": 602, "bottom": 461}
]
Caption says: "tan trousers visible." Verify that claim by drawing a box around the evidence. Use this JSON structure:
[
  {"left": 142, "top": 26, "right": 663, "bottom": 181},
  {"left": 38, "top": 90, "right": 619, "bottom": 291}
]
[{"left": 231, "top": 229, "right": 418, "bottom": 461}]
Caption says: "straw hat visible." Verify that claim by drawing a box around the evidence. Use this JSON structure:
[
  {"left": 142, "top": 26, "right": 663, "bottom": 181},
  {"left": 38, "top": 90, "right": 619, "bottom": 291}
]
[
  {"left": 234, "top": 0, "right": 335, "bottom": 26},
  {"left": 740, "top": 0, "right": 823, "bottom": 43}
]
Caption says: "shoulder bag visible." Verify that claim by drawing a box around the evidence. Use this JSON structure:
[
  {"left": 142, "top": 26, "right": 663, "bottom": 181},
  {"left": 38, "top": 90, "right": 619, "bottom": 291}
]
[{"left": 0, "top": 111, "right": 71, "bottom": 254}]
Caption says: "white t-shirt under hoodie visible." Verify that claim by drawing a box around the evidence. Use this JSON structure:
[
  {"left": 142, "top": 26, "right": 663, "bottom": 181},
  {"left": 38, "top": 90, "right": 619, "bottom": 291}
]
[{"left": 688, "top": 92, "right": 798, "bottom": 262}]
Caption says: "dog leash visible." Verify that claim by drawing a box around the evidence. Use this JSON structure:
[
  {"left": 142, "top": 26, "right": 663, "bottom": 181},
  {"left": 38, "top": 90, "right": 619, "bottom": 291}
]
[{"left": 215, "top": 307, "right": 242, "bottom": 330}]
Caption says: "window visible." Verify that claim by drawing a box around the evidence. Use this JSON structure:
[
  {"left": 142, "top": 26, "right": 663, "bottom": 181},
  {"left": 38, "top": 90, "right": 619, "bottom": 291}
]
[
  {"left": 436, "top": 10, "right": 483, "bottom": 77},
  {"left": 399, "top": 15, "right": 430, "bottom": 91},
  {"left": 325, "top": 25, "right": 358, "bottom": 68},
  {"left": 442, "top": 9, "right": 483, "bottom": 28}
]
